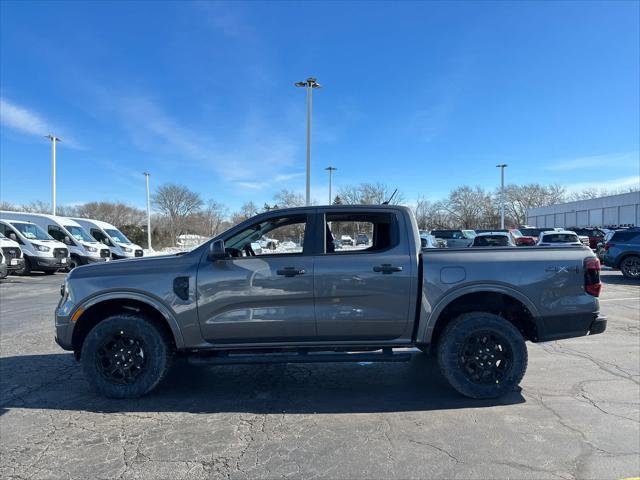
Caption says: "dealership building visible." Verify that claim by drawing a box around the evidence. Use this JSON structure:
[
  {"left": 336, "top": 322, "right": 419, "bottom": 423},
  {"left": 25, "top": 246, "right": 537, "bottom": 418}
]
[{"left": 527, "top": 191, "right": 640, "bottom": 229}]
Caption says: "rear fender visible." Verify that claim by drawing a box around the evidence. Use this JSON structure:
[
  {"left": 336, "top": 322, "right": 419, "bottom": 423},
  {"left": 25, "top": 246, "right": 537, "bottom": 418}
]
[{"left": 416, "top": 283, "right": 541, "bottom": 345}]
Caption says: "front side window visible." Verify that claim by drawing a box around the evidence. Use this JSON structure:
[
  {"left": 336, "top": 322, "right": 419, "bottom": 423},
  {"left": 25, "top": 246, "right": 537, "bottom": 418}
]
[
  {"left": 324, "top": 212, "right": 398, "bottom": 254},
  {"left": 48, "top": 226, "right": 67, "bottom": 242},
  {"left": 226, "top": 214, "right": 307, "bottom": 256},
  {"left": 91, "top": 229, "right": 112, "bottom": 246}
]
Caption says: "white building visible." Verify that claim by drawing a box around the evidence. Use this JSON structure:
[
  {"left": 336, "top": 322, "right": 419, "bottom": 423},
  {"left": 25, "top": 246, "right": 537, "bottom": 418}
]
[{"left": 527, "top": 191, "right": 640, "bottom": 228}]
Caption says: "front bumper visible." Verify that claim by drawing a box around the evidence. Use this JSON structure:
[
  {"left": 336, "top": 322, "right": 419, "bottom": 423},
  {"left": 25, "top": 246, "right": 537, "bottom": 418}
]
[
  {"left": 6, "top": 257, "right": 25, "bottom": 272},
  {"left": 31, "top": 255, "right": 68, "bottom": 270},
  {"left": 55, "top": 305, "right": 75, "bottom": 351},
  {"left": 82, "top": 256, "right": 108, "bottom": 265}
]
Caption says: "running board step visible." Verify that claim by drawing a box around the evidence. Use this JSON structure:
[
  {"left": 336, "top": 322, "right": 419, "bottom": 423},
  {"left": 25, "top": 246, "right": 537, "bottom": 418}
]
[{"left": 187, "top": 350, "right": 413, "bottom": 366}]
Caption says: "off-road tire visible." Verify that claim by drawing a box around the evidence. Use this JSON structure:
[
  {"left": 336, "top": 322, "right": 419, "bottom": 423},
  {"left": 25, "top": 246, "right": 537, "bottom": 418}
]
[
  {"left": 437, "top": 312, "right": 528, "bottom": 399},
  {"left": 620, "top": 255, "right": 640, "bottom": 279},
  {"left": 81, "top": 314, "right": 173, "bottom": 398}
]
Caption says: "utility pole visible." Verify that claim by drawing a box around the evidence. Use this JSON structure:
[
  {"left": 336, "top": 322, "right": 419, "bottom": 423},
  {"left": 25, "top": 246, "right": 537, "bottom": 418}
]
[
  {"left": 496, "top": 164, "right": 508, "bottom": 229},
  {"left": 143, "top": 172, "right": 152, "bottom": 251},
  {"left": 325, "top": 166, "right": 337, "bottom": 204},
  {"left": 295, "top": 77, "right": 321, "bottom": 205},
  {"left": 46, "top": 135, "right": 61, "bottom": 215}
]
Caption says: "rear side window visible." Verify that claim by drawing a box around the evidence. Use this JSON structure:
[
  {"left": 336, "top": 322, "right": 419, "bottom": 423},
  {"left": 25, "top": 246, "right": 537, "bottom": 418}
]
[
  {"left": 324, "top": 212, "right": 398, "bottom": 254},
  {"left": 611, "top": 231, "right": 640, "bottom": 243}
]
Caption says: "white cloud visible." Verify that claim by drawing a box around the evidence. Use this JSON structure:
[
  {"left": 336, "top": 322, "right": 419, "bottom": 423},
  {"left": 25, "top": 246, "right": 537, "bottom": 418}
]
[
  {"left": 544, "top": 152, "right": 639, "bottom": 171},
  {"left": 0, "top": 97, "right": 49, "bottom": 136},
  {"left": 0, "top": 97, "right": 82, "bottom": 148},
  {"left": 564, "top": 175, "right": 640, "bottom": 194}
]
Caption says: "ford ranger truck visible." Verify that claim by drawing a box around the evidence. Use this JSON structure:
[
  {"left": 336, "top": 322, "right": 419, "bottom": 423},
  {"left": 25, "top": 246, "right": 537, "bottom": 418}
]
[{"left": 55, "top": 205, "right": 605, "bottom": 399}]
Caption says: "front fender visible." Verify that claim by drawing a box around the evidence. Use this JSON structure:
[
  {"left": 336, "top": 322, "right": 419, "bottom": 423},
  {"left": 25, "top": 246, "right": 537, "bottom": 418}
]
[
  {"left": 416, "top": 283, "right": 541, "bottom": 345},
  {"left": 75, "top": 291, "right": 186, "bottom": 349}
]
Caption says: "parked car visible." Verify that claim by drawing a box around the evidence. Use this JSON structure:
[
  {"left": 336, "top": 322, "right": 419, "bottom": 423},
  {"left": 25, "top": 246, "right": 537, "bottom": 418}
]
[
  {"left": 0, "top": 211, "right": 110, "bottom": 270},
  {"left": 430, "top": 229, "right": 476, "bottom": 248},
  {"left": 0, "top": 232, "right": 24, "bottom": 275},
  {"left": 537, "top": 231, "right": 583, "bottom": 247},
  {"left": 602, "top": 228, "right": 640, "bottom": 279},
  {"left": 419, "top": 234, "right": 440, "bottom": 248},
  {"left": 508, "top": 229, "right": 536, "bottom": 246},
  {"left": 341, "top": 235, "right": 354, "bottom": 246},
  {"left": 71, "top": 218, "right": 144, "bottom": 259},
  {"left": 471, "top": 232, "right": 516, "bottom": 247},
  {"left": 355, "top": 233, "right": 369, "bottom": 245},
  {"left": 567, "top": 227, "right": 607, "bottom": 250},
  {"left": 0, "top": 250, "right": 7, "bottom": 280},
  {"left": 0, "top": 219, "right": 69, "bottom": 274},
  {"left": 56, "top": 205, "right": 604, "bottom": 400},
  {"left": 519, "top": 228, "right": 546, "bottom": 243}
]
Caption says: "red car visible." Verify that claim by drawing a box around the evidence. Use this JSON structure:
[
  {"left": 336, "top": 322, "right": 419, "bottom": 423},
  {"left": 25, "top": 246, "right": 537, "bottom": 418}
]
[
  {"left": 567, "top": 227, "right": 607, "bottom": 250},
  {"left": 509, "top": 228, "right": 536, "bottom": 246}
]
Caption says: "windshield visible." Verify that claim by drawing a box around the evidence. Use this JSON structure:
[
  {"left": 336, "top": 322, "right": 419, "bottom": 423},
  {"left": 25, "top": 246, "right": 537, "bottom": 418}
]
[
  {"left": 462, "top": 230, "right": 477, "bottom": 239},
  {"left": 11, "top": 222, "right": 53, "bottom": 240},
  {"left": 65, "top": 225, "right": 95, "bottom": 242},
  {"left": 105, "top": 228, "right": 131, "bottom": 244},
  {"left": 510, "top": 229, "right": 522, "bottom": 237}
]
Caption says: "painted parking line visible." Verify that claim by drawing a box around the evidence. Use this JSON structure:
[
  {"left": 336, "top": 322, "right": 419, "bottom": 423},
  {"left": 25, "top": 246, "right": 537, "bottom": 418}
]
[{"left": 599, "top": 297, "right": 640, "bottom": 302}]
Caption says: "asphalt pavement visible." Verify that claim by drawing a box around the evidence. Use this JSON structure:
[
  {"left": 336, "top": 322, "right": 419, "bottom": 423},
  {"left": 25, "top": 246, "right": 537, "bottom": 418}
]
[{"left": 0, "top": 270, "right": 638, "bottom": 479}]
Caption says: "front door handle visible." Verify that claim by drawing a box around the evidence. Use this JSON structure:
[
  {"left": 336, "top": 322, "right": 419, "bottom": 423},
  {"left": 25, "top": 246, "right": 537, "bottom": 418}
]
[
  {"left": 276, "top": 267, "right": 306, "bottom": 277},
  {"left": 373, "top": 264, "right": 403, "bottom": 274}
]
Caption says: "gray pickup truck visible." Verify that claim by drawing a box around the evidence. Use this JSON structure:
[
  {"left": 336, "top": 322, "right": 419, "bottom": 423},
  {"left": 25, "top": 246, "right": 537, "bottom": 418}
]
[{"left": 55, "top": 205, "right": 605, "bottom": 399}]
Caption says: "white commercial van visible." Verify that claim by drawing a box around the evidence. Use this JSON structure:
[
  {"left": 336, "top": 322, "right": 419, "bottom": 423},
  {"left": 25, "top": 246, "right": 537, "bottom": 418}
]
[
  {"left": 0, "top": 231, "right": 25, "bottom": 275},
  {"left": 71, "top": 218, "right": 144, "bottom": 259},
  {"left": 0, "top": 219, "right": 69, "bottom": 274},
  {"left": 0, "top": 212, "right": 111, "bottom": 270}
]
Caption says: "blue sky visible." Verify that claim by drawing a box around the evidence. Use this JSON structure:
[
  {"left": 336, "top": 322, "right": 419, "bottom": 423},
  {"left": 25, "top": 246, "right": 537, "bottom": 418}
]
[{"left": 1, "top": 0, "right": 639, "bottom": 211}]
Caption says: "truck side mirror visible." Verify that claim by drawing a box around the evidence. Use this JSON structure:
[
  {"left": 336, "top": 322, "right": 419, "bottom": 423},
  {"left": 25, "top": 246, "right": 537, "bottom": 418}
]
[
  {"left": 64, "top": 236, "right": 72, "bottom": 245},
  {"left": 420, "top": 238, "right": 428, "bottom": 249},
  {"left": 8, "top": 233, "right": 17, "bottom": 241},
  {"left": 208, "top": 239, "right": 230, "bottom": 260}
]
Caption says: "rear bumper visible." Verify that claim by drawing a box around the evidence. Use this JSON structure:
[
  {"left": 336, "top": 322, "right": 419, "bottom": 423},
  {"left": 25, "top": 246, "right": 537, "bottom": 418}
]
[{"left": 537, "top": 312, "right": 606, "bottom": 342}]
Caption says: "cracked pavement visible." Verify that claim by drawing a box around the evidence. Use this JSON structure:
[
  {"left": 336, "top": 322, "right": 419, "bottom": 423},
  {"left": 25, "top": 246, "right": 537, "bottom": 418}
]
[{"left": 1, "top": 271, "right": 638, "bottom": 479}]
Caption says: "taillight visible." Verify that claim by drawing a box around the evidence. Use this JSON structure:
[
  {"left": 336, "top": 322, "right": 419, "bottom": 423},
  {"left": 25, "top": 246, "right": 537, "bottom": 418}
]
[
  {"left": 584, "top": 257, "right": 601, "bottom": 297},
  {"left": 604, "top": 242, "right": 614, "bottom": 252}
]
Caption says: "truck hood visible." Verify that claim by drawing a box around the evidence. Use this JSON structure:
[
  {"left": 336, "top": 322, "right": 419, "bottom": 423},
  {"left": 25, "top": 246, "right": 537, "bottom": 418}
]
[{"left": 68, "top": 252, "right": 189, "bottom": 279}]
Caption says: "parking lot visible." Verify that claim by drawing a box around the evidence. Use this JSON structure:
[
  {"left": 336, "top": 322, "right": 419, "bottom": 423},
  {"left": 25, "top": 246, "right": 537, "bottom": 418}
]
[{"left": 0, "top": 271, "right": 638, "bottom": 480}]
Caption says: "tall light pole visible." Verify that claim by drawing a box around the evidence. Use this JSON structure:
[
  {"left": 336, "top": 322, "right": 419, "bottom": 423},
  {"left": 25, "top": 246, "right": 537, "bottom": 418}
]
[
  {"left": 496, "top": 164, "right": 508, "bottom": 229},
  {"left": 143, "top": 172, "right": 152, "bottom": 251},
  {"left": 325, "top": 166, "right": 337, "bottom": 204},
  {"left": 295, "top": 77, "right": 321, "bottom": 205},
  {"left": 46, "top": 135, "right": 61, "bottom": 215}
]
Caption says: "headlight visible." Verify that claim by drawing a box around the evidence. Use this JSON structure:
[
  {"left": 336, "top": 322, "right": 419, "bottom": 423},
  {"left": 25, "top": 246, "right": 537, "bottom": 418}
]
[
  {"left": 32, "top": 243, "right": 50, "bottom": 252},
  {"left": 84, "top": 245, "right": 98, "bottom": 252},
  {"left": 122, "top": 247, "right": 132, "bottom": 253}
]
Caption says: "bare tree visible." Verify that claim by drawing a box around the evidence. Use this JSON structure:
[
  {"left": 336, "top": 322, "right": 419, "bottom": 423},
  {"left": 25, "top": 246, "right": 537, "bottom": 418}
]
[
  {"left": 444, "top": 186, "right": 491, "bottom": 229},
  {"left": 503, "top": 183, "right": 566, "bottom": 227},
  {"left": 0, "top": 201, "right": 19, "bottom": 211},
  {"left": 75, "top": 202, "right": 145, "bottom": 227},
  {"left": 202, "top": 199, "right": 227, "bottom": 237},
  {"left": 152, "top": 184, "right": 203, "bottom": 245},
  {"left": 338, "top": 182, "right": 404, "bottom": 205},
  {"left": 230, "top": 201, "right": 259, "bottom": 225},
  {"left": 273, "top": 189, "right": 305, "bottom": 208}
]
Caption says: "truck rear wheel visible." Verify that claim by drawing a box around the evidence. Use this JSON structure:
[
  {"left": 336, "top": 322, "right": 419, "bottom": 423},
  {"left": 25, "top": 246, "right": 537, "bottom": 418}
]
[
  {"left": 81, "top": 314, "right": 173, "bottom": 398},
  {"left": 16, "top": 257, "right": 31, "bottom": 276},
  {"left": 437, "top": 312, "right": 527, "bottom": 399}
]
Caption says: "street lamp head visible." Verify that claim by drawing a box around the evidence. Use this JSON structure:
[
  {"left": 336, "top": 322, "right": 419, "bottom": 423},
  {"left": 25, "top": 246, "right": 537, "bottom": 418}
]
[
  {"left": 496, "top": 163, "right": 508, "bottom": 168},
  {"left": 325, "top": 166, "right": 337, "bottom": 172},
  {"left": 294, "top": 82, "right": 307, "bottom": 87}
]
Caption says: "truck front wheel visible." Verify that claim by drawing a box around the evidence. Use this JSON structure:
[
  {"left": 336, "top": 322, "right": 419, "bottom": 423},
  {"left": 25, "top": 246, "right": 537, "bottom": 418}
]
[
  {"left": 81, "top": 314, "right": 173, "bottom": 398},
  {"left": 437, "top": 312, "right": 528, "bottom": 399}
]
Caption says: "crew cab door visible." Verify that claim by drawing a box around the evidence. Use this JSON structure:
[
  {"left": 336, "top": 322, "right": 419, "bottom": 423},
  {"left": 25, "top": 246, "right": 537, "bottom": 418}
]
[
  {"left": 196, "top": 211, "right": 316, "bottom": 344},
  {"left": 313, "top": 209, "right": 414, "bottom": 341}
]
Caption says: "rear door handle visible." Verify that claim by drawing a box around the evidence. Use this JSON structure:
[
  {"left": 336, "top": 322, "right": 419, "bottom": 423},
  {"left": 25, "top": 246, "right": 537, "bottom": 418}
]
[
  {"left": 373, "top": 264, "right": 403, "bottom": 274},
  {"left": 276, "top": 267, "right": 306, "bottom": 277}
]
